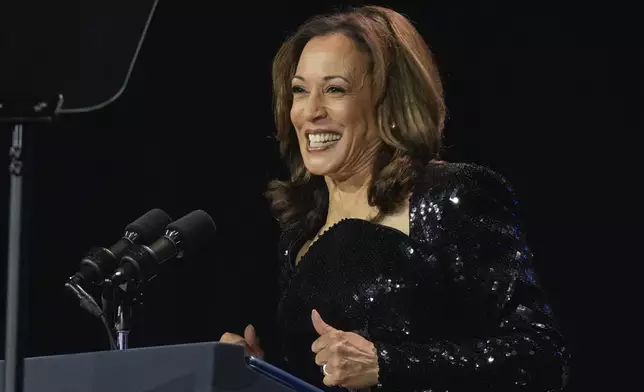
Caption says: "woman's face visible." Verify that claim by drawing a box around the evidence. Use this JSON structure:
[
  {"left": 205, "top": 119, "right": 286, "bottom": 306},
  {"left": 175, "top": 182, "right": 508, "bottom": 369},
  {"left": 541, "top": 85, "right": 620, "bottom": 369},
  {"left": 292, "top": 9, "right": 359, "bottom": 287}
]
[{"left": 290, "top": 34, "right": 381, "bottom": 178}]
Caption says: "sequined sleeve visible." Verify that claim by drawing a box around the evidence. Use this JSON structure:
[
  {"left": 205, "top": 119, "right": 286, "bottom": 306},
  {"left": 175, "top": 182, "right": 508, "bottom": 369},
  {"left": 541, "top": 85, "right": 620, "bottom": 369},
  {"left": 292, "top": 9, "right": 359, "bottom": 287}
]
[{"left": 374, "top": 163, "right": 570, "bottom": 391}]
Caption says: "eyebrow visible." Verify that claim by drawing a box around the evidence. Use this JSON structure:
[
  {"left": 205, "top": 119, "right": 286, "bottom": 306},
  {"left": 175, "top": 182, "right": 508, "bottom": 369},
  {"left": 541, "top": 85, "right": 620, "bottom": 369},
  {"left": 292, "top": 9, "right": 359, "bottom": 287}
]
[{"left": 292, "top": 75, "right": 350, "bottom": 83}]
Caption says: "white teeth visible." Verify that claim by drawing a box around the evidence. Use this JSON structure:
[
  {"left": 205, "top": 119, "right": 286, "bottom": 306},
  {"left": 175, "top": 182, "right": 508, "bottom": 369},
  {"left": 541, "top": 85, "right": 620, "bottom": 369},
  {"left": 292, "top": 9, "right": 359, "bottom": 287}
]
[{"left": 307, "top": 132, "right": 341, "bottom": 145}]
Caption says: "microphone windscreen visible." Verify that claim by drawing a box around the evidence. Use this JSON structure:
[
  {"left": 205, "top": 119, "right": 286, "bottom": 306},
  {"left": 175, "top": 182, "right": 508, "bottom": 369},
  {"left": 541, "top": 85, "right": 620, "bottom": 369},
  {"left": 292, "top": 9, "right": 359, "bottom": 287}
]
[
  {"left": 125, "top": 209, "right": 172, "bottom": 244},
  {"left": 167, "top": 210, "right": 217, "bottom": 256}
]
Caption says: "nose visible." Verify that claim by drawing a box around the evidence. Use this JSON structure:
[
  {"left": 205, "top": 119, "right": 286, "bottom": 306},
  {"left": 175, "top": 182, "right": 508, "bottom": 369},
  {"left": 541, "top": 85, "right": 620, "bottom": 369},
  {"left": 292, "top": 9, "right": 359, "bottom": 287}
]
[{"left": 303, "top": 93, "right": 327, "bottom": 122}]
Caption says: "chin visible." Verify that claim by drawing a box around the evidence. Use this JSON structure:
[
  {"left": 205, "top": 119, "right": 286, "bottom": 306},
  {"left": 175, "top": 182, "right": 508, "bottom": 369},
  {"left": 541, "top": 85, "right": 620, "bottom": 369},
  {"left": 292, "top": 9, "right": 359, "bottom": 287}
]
[
  {"left": 302, "top": 158, "right": 339, "bottom": 176},
  {"left": 301, "top": 149, "right": 345, "bottom": 177}
]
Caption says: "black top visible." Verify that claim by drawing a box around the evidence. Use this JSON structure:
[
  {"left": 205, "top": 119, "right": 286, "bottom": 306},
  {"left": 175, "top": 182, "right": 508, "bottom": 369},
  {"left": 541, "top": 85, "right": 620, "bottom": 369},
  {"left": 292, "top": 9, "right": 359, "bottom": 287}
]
[{"left": 275, "top": 162, "right": 569, "bottom": 391}]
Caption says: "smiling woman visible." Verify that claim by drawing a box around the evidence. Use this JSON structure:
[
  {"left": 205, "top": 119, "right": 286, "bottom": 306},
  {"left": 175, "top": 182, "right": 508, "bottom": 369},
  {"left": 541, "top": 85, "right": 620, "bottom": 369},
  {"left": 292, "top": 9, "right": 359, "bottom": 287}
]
[{"left": 219, "top": 5, "right": 570, "bottom": 392}]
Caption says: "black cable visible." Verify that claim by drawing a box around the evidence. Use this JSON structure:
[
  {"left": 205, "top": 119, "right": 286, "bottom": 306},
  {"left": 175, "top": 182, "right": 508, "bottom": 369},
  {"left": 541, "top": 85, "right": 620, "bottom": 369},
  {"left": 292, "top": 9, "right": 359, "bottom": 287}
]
[
  {"left": 68, "top": 281, "right": 118, "bottom": 350},
  {"left": 100, "top": 314, "right": 117, "bottom": 350}
]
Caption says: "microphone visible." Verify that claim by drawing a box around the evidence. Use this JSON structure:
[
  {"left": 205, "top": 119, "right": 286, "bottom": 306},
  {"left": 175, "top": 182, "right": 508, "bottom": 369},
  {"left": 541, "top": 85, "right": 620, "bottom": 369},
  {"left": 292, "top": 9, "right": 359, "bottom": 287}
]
[
  {"left": 66, "top": 208, "right": 172, "bottom": 293},
  {"left": 109, "top": 210, "right": 217, "bottom": 286}
]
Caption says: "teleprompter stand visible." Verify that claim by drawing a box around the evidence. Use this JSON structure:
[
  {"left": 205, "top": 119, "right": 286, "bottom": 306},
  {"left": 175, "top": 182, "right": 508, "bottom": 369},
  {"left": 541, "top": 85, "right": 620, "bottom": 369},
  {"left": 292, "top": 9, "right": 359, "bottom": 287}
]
[
  {"left": 0, "top": 96, "right": 63, "bottom": 392},
  {"left": 1, "top": 0, "right": 161, "bottom": 391}
]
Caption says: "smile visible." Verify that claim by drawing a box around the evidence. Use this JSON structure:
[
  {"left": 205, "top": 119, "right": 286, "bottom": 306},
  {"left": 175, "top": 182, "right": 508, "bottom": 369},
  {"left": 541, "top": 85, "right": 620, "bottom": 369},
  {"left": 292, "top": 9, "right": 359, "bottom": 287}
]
[{"left": 307, "top": 132, "right": 342, "bottom": 151}]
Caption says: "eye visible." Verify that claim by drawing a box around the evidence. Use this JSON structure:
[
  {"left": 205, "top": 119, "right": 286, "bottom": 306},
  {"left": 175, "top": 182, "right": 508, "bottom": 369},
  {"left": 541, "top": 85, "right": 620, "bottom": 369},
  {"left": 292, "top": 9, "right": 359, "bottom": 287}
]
[
  {"left": 292, "top": 85, "right": 306, "bottom": 94},
  {"left": 326, "top": 86, "right": 346, "bottom": 94}
]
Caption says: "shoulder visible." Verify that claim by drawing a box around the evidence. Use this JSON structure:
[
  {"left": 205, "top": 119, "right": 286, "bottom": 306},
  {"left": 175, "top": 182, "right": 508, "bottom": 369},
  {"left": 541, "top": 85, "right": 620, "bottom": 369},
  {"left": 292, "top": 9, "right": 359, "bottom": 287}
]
[
  {"left": 415, "top": 161, "right": 518, "bottom": 204},
  {"left": 411, "top": 161, "right": 523, "bottom": 239},
  {"left": 413, "top": 161, "right": 520, "bottom": 212}
]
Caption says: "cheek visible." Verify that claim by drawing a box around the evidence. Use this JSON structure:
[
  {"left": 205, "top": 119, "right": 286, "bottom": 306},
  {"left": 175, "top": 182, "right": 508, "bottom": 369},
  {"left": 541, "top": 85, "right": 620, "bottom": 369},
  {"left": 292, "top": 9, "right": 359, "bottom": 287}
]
[
  {"left": 290, "top": 106, "right": 305, "bottom": 145},
  {"left": 341, "top": 105, "right": 375, "bottom": 139},
  {"left": 327, "top": 102, "right": 358, "bottom": 129},
  {"left": 289, "top": 106, "right": 297, "bottom": 128},
  {"left": 340, "top": 96, "right": 372, "bottom": 128},
  {"left": 290, "top": 102, "right": 303, "bottom": 129}
]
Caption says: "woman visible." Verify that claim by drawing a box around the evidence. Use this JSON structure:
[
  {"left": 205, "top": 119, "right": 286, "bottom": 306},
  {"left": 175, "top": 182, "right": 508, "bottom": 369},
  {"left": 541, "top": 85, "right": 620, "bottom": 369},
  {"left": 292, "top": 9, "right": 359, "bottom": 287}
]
[{"left": 221, "top": 5, "right": 569, "bottom": 391}]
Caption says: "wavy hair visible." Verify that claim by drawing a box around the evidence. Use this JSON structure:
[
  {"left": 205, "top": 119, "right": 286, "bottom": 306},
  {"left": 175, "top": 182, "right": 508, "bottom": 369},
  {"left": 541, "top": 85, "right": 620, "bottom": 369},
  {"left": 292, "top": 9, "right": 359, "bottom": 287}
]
[{"left": 266, "top": 5, "right": 446, "bottom": 236}]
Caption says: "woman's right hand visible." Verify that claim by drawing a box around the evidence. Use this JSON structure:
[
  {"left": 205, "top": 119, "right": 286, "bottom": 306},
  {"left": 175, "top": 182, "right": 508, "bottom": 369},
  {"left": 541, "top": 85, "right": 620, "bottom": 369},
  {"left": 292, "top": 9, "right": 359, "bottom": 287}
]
[{"left": 219, "top": 324, "right": 264, "bottom": 359}]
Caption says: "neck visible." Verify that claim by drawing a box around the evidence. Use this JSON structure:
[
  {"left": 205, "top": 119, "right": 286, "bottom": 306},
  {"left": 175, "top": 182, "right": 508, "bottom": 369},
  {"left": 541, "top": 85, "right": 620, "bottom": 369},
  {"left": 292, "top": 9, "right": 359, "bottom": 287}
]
[{"left": 324, "top": 165, "right": 378, "bottom": 225}]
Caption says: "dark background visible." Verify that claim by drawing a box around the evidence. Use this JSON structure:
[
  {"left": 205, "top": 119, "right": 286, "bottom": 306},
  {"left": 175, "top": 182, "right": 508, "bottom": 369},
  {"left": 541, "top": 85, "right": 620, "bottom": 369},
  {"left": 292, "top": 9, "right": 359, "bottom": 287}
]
[{"left": 1, "top": 0, "right": 637, "bottom": 391}]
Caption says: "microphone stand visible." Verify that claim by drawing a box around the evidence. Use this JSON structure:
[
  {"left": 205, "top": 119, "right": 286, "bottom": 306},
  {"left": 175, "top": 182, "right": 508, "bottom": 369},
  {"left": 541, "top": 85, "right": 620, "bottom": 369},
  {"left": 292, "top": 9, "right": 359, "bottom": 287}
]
[
  {"left": 115, "top": 296, "right": 132, "bottom": 350},
  {"left": 1, "top": 96, "right": 63, "bottom": 392},
  {"left": 114, "top": 290, "right": 133, "bottom": 350},
  {"left": 104, "top": 279, "right": 143, "bottom": 351}
]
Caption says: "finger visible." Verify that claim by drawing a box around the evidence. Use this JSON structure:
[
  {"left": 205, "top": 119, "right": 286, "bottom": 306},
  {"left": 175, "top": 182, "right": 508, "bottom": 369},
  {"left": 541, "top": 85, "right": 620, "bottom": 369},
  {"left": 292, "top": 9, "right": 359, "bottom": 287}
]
[
  {"left": 322, "top": 363, "right": 333, "bottom": 386},
  {"left": 244, "top": 324, "right": 264, "bottom": 357},
  {"left": 314, "top": 347, "right": 331, "bottom": 366},
  {"left": 323, "top": 374, "right": 336, "bottom": 387},
  {"left": 311, "top": 333, "right": 333, "bottom": 353},
  {"left": 244, "top": 324, "right": 259, "bottom": 348},
  {"left": 219, "top": 332, "right": 245, "bottom": 345},
  {"left": 322, "top": 366, "right": 341, "bottom": 387},
  {"left": 324, "top": 360, "right": 351, "bottom": 388},
  {"left": 312, "top": 309, "right": 336, "bottom": 336}
]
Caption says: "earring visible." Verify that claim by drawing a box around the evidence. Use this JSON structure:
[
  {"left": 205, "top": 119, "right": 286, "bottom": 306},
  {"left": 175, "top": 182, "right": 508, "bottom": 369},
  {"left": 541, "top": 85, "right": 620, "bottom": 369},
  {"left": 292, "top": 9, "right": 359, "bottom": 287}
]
[{"left": 391, "top": 122, "right": 396, "bottom": 129}]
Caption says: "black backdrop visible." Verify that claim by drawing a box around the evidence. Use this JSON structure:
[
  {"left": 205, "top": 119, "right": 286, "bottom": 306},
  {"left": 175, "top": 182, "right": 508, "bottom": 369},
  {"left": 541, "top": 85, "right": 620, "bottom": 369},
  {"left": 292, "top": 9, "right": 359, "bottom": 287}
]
[{"left": 1, "top": 1, "right": 636, "bottom": 391}]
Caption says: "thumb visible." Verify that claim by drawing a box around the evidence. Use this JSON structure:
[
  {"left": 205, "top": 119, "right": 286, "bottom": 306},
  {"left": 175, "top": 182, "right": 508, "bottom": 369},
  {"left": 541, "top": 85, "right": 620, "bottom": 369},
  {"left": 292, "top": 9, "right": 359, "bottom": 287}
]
[
  {"left": 311, "top": 309, "right": 335, "bottom": 335},
  {"left": 244, "top": 324, "right": 260, "bottom": 348}
]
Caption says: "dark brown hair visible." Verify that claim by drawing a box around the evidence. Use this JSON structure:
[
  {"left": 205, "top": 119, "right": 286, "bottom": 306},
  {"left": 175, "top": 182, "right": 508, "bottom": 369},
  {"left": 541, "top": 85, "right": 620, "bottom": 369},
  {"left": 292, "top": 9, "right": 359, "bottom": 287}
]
[{"left": 266, "top": 5, "right": 446, "bottom": 236}]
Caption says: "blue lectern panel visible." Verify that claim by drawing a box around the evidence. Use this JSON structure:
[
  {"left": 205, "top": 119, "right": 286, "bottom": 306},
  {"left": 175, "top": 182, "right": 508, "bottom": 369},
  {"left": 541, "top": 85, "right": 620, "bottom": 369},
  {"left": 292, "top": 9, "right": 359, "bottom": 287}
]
[{"left": 0, "top": 342, "right": 321, "bottom": 392}]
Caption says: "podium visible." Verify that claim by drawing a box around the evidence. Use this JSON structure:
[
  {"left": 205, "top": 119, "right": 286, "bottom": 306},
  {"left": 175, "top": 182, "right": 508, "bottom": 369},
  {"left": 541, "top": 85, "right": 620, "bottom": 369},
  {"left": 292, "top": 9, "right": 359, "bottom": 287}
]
[{"left": 0, "top": 342, "right": 323, "bottom": 392}]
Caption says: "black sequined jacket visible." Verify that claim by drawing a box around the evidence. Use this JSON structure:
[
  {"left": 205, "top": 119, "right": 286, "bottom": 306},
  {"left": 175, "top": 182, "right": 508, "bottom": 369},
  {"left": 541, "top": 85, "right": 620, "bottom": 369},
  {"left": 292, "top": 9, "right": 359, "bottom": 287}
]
[{"left": 274, "top": 162, "right": 569, "bottom": 391}]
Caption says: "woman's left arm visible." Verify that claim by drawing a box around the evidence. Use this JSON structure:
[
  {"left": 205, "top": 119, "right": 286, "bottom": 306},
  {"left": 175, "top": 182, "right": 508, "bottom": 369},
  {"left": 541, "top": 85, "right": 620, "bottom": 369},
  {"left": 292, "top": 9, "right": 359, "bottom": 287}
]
[{"left": 373, "top": 164, "right": 570, "bottom": 391}]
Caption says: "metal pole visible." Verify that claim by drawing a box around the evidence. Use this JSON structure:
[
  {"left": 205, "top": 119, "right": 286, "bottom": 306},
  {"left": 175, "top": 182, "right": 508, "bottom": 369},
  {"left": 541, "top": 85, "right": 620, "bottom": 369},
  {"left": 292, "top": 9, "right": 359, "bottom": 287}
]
[
  {"left": 115, "top": 304, "right": 129, "bottom": 350},
  {"left": 4, "top": 124, "right": 24, "bottom": 392}
]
